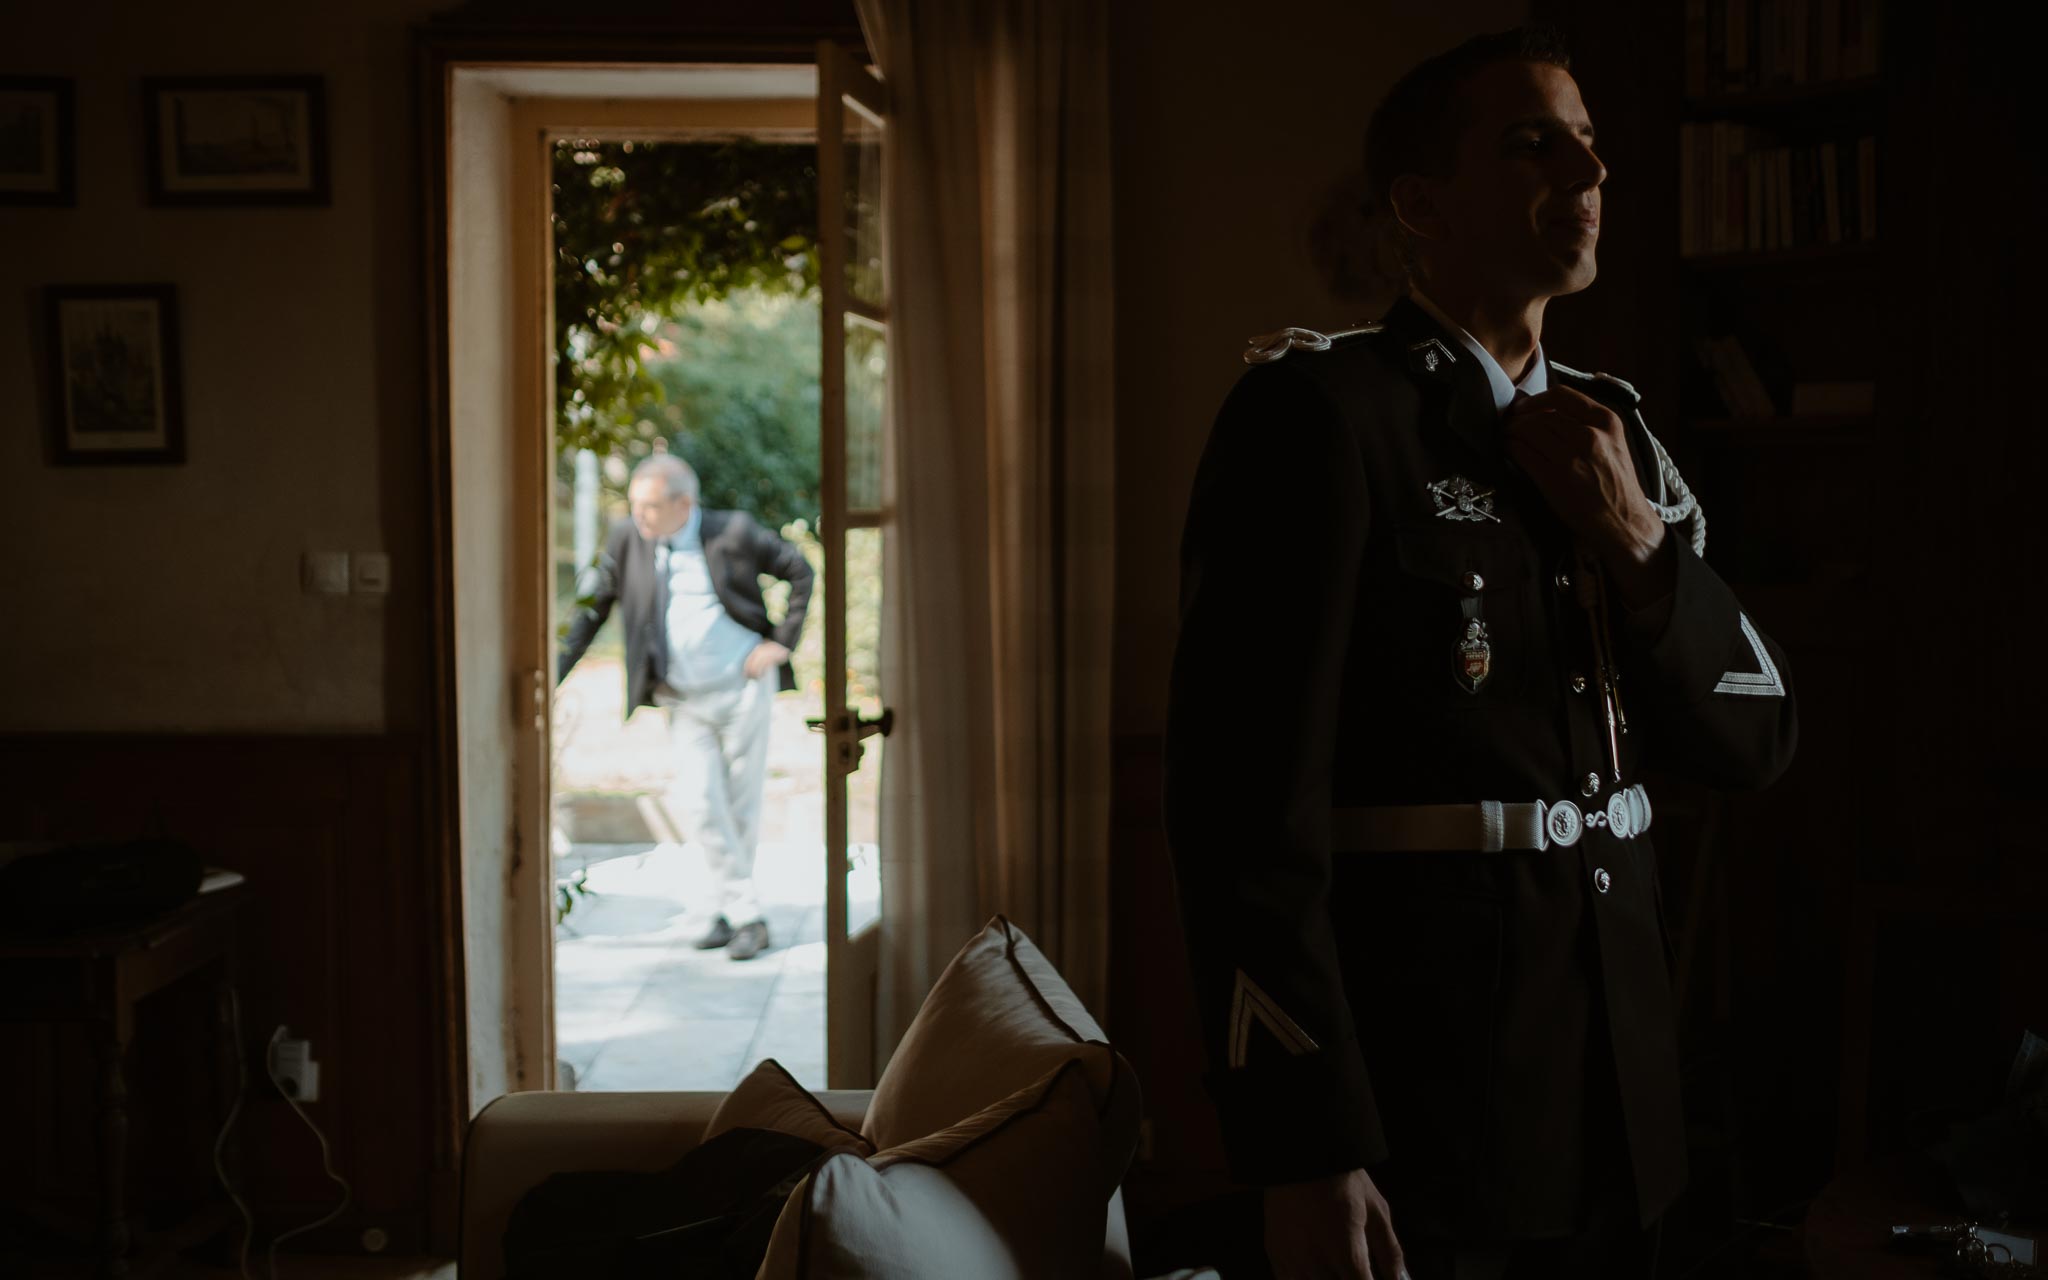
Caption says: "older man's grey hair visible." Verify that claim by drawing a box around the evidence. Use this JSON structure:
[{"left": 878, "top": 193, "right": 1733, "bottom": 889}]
[{"left": 630, "top": 453, "right": 700, "bottom": 502}]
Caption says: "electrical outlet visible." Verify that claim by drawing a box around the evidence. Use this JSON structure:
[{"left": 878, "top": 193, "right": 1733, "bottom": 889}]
[
  {"left": 301, "top": 552, "right": 349, "bottom": 596},
  {"left": 274, "top": 1032, "right": 322, "bottom": 1102}
]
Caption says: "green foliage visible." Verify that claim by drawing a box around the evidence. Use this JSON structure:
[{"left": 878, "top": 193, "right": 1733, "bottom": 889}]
[
  {"left": 552, "top": 138, "right": 821, "bottom": 460},
  {"left": 644, "top": 293, "right": 822, "bottom": 530}
]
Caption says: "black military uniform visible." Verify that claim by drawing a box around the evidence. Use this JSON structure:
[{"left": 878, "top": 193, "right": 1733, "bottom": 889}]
[{"left": 1160, "top": 289, "right": 1798, "bottom": 1245}]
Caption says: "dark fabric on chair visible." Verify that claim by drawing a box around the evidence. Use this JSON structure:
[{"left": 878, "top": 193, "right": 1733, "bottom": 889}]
[{"left": 502, "top": 1126, "right": 829, "bottom": 1280}]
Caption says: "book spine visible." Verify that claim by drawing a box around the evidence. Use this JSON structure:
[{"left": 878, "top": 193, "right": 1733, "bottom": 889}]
[
  {"left": 1687, "top": 0, "right": 1709, "bottom": 100},
  {"left": 1746, "top": 143, "right": 1762, "bottom": 252},
  {"left": 1680, "top": 124, "right": 1695, "bottom": 255},
  {"left": 1776, "top": 146, "right": 1793, "bottom": 252},
  {"left": 1713, "top": 122, "right": 1728, "bottom": 252},
  {"left": 1723, "top": 335, "right": 1775, "bottom": 415},
  {"left": 1729, "top": 0, "right": 1749, "bottom": 91},
  {"left": 1696, "top": 337, "right": 1737, "bottom": 416},
  {"left": 1791, "top": 145, "right": 1810, "bottom": 248},
  {"left": 1820, "top": 139, "right": 1841, "bottom": 244},
  {"left": 1820, "top": 0, "right": 1841, "bottom": 81},
  {"left": 1860, "top": 134, "right": 1877, "bottom": 240},
  {"left": 1792, "top": 0, "right": 1810, "bottom": 83},
  {"left": 1709, "top": 0, "right": 1727, "bottom": 93},
  {"left": 1839, "top": 133, "right": 1858, "bottom": 242}
]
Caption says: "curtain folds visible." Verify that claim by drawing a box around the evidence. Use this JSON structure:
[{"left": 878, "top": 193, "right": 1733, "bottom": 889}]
[{"left": 854, "top": 0, "right": 1117, "bottom": 1064}]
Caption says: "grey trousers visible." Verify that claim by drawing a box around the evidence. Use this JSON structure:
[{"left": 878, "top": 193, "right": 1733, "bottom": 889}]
[{"left": 658, "top": 669, "right": 776, "bottom": 925}]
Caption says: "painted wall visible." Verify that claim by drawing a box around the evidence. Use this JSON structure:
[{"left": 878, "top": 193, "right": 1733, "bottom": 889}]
[
  {"left": 0, "top": 0, "right": 440, "bottom": 733},
  {"left": 1109, "top": 1, "right": 1529, "bottom": 740},
  {"left": 1104, "top": 0, "right": 1531, "bottom": 1220}
]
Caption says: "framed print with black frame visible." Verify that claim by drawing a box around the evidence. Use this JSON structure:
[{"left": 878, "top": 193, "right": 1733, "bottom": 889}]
[
  {"left": 0, "top": 76, "right": 77, "bottom": 206},
  {"left": 46, "top": 284, "right": 186, "bottom": 466},
  {"left": 143, "top": 75, "right": 329, "bottom": 206}
]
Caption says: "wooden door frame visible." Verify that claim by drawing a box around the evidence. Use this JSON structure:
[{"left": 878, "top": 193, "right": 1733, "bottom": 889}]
[{"left": 414, "top": 19, "right": 867, "bottom": 1243}]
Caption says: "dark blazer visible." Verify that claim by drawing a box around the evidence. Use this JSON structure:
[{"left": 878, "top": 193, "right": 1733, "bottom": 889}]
[
  {"left": 558, "top": 507, "right": 815, "bottom": 713},
  {"left": 1161, "top": 292, "right": 1798, "bottom": 1241}
]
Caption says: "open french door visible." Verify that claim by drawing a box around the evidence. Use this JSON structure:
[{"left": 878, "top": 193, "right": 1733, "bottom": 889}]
[{"left": 815, "top": 40, "right": 893, "bottom": 1089}]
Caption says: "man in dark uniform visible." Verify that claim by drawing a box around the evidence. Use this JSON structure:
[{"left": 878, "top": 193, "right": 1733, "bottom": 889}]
[{"left": 1161, "top": 25, "right": 1798, "bottom": 1280}]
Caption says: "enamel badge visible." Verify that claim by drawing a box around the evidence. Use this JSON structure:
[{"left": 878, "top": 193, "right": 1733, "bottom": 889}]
[
  {"left": 1408, "top": 336, "right": 1458, "bottom": 376},
  {"left": 1429, "top": 475, "right": 1500, "bottom": 523},
  {"left": 1457, "top": 618, "right": 1492, "bottom": 693}
]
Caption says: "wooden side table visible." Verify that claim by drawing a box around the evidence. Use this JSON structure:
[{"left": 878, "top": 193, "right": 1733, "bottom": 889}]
[{"left": 0, "top": 884, "right": 249, "bottom": 1277}]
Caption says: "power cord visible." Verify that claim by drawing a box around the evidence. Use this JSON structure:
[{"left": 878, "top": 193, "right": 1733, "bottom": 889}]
[
  {"left": 263, "top": 1024, "right": 353, "bottom": 1280},
  {"left": 211, "top": 987, "right": 256, "bottom": 1280}
]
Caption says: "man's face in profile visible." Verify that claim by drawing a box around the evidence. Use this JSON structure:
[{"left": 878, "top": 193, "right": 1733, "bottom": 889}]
[{"left": 1419, "top": 59, "right": 1607, "bottom": 300}]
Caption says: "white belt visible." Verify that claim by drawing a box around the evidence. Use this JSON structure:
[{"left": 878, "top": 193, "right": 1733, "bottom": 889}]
[{"left": 1331, "top": 784, "right": 1652, "bottom": 852}]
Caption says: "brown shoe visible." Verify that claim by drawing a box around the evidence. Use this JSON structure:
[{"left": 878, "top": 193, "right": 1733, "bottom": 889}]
[{"left": 726, "top": 920, "right": 771, "bottom": 961}]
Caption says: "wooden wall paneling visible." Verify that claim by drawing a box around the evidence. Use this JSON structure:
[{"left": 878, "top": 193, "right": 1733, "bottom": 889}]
[{"left": 0, "top": 735, "right": 438, "bottom": 1256}]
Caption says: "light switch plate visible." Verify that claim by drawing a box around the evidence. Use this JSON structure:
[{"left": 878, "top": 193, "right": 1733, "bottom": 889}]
[
  {"left": 302, "top": 552, "right": 350, "bottom": 595},
  {"left": 352, "top": 552, "right": 391, "bottom": 595}
]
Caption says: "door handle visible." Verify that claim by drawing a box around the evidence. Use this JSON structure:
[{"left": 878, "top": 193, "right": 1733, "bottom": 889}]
[{"left": 805, "top": 707, "right": 896, "bottom": 739}]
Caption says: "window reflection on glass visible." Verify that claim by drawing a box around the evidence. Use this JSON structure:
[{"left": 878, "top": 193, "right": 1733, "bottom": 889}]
[
  {"left": 844, "top": 101, "right": 883, "bottom": 312},
  {"left": 846, "top": 316, "right": 885, "bottom": 513},
  {"left": 844, "top": 523, "right": 883, "bottom": 937}
]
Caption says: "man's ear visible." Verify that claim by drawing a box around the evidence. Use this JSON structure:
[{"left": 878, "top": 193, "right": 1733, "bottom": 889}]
[{"left": 1387, "top": 173, "right": 1445, "bottom": 245}]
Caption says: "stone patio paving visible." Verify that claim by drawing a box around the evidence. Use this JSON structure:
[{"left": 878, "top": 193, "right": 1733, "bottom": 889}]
[{"left": 550, "top": 655, "right": 880, "bottom": 1093}]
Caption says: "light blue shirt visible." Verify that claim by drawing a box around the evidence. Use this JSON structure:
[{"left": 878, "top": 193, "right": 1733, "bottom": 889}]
[
  {"left": 1408, "top": 288, "right": 1550, "bottom": 412},
  {"left": 659, "top": 502, "right": 766, "bottom": 693}
]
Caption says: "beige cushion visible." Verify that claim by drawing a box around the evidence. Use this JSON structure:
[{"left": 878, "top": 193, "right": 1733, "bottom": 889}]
[
  {"left": 756, "top": 1058, "right": 1110, "bottom": 1278},
  {"left": 862, "top": 915, "right": 1137, "bottom": 1198},
  {"left": 707, "top": 1059, "right": 876, "bottom": 1157}
]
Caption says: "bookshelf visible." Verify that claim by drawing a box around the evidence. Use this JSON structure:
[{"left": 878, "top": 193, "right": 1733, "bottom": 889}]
[
  {"left": 1531, "top": 0, "right": 1914, "bottom": 1253},
  {"left": 1535, "top": 5, "right": 2045, "bottom": 1262},
  {"left": 1670, "top": 0, "right": 1885, "bottom": 610}
]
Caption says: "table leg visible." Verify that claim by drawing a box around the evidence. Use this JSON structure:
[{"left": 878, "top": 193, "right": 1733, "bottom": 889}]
[{"left": 95, "top": 1020, "right": 131, "bottom": 1277}]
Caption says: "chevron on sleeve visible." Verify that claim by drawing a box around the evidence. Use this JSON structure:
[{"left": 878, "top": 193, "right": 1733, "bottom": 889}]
[
  {"left": 1228, "top": 969, "right": 1321, "bottom": 1068},
  {"left": 1713, "top": 611, "right": 1786, "bottom": 697}
]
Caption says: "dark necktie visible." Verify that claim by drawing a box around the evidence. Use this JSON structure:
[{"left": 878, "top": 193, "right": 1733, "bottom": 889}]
[{"left": 652, "top": 537, "right": 677, "bottom": 686}]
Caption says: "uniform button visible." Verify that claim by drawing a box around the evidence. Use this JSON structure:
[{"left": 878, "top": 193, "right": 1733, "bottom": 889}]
[
  {"left": 1581, "top": 772, "right": 1601, "bottom": 797},
  {"left": 1570, "top": 673, "right": 1588, "bottom": 693},
  {"left": 1554, "top": 571, "right": 1573, "bottom": 591},
  {"left": 1462, "top": 571, "right": 1485, "bottom": 591},
  {"left": 1593, "top": 867, "right": 1612, "bottom": 894}
]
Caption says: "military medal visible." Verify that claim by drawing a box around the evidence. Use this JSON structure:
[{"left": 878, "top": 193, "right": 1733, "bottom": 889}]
[
  {"left": 1428, "top": 475, "right": 1501, "bottom": 523},
  {"left": 1457, "top": 618, "right": 1491, "bottom": 693}
]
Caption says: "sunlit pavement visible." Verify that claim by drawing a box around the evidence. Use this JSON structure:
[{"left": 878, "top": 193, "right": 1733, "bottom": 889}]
[
  {"left": 550, "top": 655, "right": 881, "bottom": 1093},
  {"left": 554, "top": 837, "right": 832, "bottom": 1091}
]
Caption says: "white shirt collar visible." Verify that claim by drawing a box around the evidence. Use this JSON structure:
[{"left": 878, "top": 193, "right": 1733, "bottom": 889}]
[{"left": 1407, "top": 288, "right": 1549, "bottom": 413}]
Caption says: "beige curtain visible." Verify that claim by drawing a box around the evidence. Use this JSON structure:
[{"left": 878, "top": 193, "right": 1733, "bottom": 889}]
[{"left": 854, "top": 0, "right": 1117, "bottom": 1061}]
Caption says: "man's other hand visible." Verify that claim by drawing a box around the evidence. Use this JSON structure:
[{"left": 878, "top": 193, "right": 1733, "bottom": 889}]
[
  {"left": 1264, "top": 1167, "right": 1409, "bottom": 1280},
  {"left": 744, "top": 641, "right": 791, "bottom": 680}
]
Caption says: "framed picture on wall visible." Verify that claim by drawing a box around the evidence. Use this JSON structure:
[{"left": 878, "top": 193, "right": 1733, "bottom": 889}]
[
  {"left": 0, "top": 76, "right": 77, "bottom": 206},
  {"left": 142, "top": 75, "right": 328, "bottom": 206},
  {"left": 46, "top": 285, "right": 186, "bottom": 465}
]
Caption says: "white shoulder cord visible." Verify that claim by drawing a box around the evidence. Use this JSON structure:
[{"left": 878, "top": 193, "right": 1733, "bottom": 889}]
[{"left": 1632, "top": 405, "right": 1708, "bottom": 559}]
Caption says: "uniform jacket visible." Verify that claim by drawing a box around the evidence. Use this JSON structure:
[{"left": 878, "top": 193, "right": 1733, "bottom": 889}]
[
  {"left": 1160, "top": 291, "right": 1798, "bottom": 1239},
  {"left": 558, "top": 507, "right": 814, "bottom": 712}
]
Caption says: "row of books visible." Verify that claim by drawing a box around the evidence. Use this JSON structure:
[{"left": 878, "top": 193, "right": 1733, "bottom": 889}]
[
  {"left": 1694, "top": 333, "right": 1875, "bottom": 418},
  {"left": 1680, "top": 124, "right": 1877, "bottom": 257},
  {"left": 1685, "top": 0, "right": 1883, "bottom": 97}
]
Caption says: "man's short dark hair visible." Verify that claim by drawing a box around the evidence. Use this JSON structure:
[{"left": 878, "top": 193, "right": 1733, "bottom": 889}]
[{"left": 1362, "top": 23, "right": 1575, "bottom": 224}]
